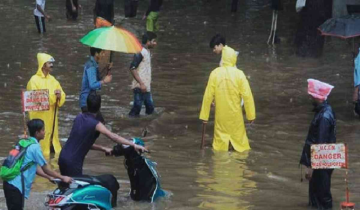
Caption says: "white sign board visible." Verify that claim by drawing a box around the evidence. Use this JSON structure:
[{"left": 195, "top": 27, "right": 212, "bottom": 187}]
[
  {"left": 311, "top": 143, "right": 347, "bottom": 169},
  {"left": 22, "top": 89, "right": 50, "bottom": 112}
]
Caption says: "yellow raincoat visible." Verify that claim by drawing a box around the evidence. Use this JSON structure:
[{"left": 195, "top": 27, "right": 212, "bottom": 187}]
[
  {"left": 199, "top": 52, "right": 255, "bottom": 152},
  {"left": 27, "top": 53, "right": 66, "bottom": 155},
  {"left": 220, "top": 45, "right": 238, "bottom": 67}
]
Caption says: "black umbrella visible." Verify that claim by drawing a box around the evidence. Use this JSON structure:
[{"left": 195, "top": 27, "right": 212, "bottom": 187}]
[{"left": 318, "top": 14, "right": 360, "bottom": 39}]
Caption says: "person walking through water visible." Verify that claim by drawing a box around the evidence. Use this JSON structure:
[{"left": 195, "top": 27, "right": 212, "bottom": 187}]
[
  {"left": 34, "top": 0, "right": 50, "bottom": 33},
  {"left": 3, "top": 119, "right": 72, "bottom": 210},
  {"left": 79, "top": 47, "right": 112, "bottom": 122},
  {"left": 143, "top": 0, "right": 163, "bottom": 32},
  {"left": 300, "top": 79, "right": 336, "bottom": 210},
  {"left": 129, "top": 32, "right": 157, "bottom": 117},
  {"left": 27, "top": 53, "right": 66, "bottom": 156},
  {"left": 199, "top": 38, "right": 256, "bottom": 152},
  {"left": 129, "top": 31, "right": 157, "bottom": 117}
]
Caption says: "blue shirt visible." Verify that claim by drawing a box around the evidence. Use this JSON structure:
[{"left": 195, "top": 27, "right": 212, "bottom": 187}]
[
  {"left": 79, "top": 57, "right": 102, "bottom": 108},
  {"left": 59, "top": 113, "right": 100, "bottom": 174},
  {"left": 8, "top": 137, "right": 47, "bottom": 198}
]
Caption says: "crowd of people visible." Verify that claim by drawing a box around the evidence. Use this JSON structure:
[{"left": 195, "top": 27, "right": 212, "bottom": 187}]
[{"left": 1, "top": 0, "right": 344, "bottom": 210}]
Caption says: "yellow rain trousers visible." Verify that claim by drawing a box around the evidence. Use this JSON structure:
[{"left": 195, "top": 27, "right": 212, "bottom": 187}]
[
  {"left": 27, "top": 53, "right": 66, "bottom": 156},
  {"left": 199, "top": 65, "right": 255, "bottom": 152}
]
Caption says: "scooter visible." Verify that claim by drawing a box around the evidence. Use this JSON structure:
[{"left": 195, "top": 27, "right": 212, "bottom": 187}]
[{"left": 45, "top": 174, "right": 119, "bottom": 210}]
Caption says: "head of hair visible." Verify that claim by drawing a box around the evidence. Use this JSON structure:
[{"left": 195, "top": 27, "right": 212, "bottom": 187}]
[
  {"left": 27, "top": 119, "right": 44, "bottom": 137},
  {"left": 142, "top": 31, "right": 157, "bottom": 44},
  {"left": 209, "top": 34, "right": 226, "bottom": 49},
  {"left": 90, "top": 47, "right": 103, "bottom": 56},
  {"left": 87, "top": 91, "right": 101, "bottom": 113}
]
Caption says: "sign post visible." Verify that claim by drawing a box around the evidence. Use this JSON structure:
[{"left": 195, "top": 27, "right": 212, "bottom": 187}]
[
  {"left": 21, "top": 90, "right": 50, "bottom": 136},
  {"left": 311, "top": 144, "right": 355, "bottom": 210}
]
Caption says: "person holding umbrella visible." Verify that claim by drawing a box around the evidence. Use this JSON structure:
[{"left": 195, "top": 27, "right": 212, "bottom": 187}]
[
  {"left": 26, "top": 53, "right": 66, "bottom": 156},
  {"left": 79, "top": 47, "right": 112, "bottom": 121}
]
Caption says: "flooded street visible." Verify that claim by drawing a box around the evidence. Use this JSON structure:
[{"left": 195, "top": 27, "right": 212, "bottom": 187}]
[{"left": 1, "top": 0, "right": 360, "bottom": 209}]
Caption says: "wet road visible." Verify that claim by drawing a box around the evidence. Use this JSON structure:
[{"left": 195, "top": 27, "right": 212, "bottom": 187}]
[{"left": 1, "top": 0, "right": 360, "bottom": 209}]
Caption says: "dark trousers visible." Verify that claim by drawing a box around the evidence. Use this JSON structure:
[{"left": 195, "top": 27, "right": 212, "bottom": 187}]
[
  {"left": 34, "top": 15, "right": 46, "bottom": 33},
  {"left": 129, "top": 88, "right": 154, "bottom": 117},
  {"left": 124, "top": 0, "right": 138, "bottom": 17},
  {"left": 3, "top": 181, "right": 24, "bottom": 210},
  {"left": 66, "top": 0, "right": 79, "bottom": 20},
  {"left": 309, "top": 169, "right": 333, "bottom": 210},
  {"left": 231, "top": 0, "right": 239, "bottom": 12},
  {"left": 59, "top": 158, "right": 82, "bottom": 177}
]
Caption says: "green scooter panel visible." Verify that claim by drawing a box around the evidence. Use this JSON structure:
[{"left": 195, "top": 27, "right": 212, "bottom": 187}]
[{"left": 71, "top": 185, "right": 112, "bottom": 210}]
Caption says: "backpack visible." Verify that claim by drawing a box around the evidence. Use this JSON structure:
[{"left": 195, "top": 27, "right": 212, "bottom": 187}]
[{"left": 0, "top": 138, "right": 37, "bottom": 181}]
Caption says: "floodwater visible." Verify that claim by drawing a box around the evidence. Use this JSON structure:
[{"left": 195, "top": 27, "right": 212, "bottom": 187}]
[{"left": 0, "top": 0, "right": 360, "bottom": 209}]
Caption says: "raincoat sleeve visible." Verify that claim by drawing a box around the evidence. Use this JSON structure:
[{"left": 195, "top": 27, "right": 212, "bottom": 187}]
[
  {"left": 87, "top": 67, "right": 102, "bottom": 90},
  {"left": 49, "top": 80, "right": 66, "bottom": 107},
  {"left": 300, "top": 144, "right": 311, "bottom": 167},
  {"left": 199, "top": 72, "right": 216, "bottom": 121},
  {"left": 238, "top": 73, "right": 256, "bottom": 121}
]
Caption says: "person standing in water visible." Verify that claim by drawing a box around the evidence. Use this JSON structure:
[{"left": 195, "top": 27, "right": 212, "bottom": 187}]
[
  {"left": 300, "top": 79, "right": 336, "bottom": 210},
  {"left": 27, "top": 53, "right": 66, "bottom": 156}
]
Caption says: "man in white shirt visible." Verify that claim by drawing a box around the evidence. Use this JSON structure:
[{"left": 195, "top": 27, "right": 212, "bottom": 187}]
[
  {"left": 34, "top": 0, "right": 50, "bottom": 33},
  {"left": 128, "top": 32, "right": 157, "bottom": 117}
]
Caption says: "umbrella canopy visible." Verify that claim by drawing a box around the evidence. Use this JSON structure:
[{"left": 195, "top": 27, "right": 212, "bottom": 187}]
[
  {"left": 80, "top": 26, "right": 142, "bottom": 53},
  {"left": 318, "top": 14, "right": 360, "bottom": 39}
]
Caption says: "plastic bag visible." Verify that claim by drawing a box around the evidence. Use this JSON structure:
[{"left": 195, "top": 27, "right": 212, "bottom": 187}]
[{"left": 296, "top": 0, "right": 306, "bottom": 12}]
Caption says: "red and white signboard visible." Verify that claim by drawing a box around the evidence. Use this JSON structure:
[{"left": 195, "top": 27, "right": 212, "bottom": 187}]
[
  {"left": 22, "top": 89, "right": 50, "bottom": 112},
  {"left": 311, "top": 143, "right": 347, "bottom": 169}
]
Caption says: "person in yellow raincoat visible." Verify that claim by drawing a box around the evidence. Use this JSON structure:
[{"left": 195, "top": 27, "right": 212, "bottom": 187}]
[
  {"left": 27, "top": 53, "right": 66, "bottom": 155},
  {"left": 200, "top": 37, "right": 256, "bottom": 152}
]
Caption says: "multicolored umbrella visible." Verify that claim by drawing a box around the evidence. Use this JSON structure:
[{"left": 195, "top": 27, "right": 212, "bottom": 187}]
[{"left": 80, "top": 26, "right": 142, "bottom": 53}]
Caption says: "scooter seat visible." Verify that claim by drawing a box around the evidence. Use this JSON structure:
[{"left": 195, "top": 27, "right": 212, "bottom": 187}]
[{"left": 72, "top": 175, "right": 103, "bottom": 186}]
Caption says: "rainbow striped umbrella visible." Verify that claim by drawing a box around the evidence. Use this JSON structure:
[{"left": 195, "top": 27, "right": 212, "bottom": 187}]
[{"left": 80, "top": 26, "right": 142, "bottom": 53}]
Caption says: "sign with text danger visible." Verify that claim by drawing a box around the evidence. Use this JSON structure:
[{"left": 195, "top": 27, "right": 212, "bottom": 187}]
[
  {"left": 311, "top": 143, "right": 347, "bottom": 169},
  {"left": 22, "top": 89, "right": 50, "bottom": 112}
]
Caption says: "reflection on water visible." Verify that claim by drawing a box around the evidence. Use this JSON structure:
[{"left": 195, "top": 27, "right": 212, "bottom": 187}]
[{"left": 194, "top": 151, "right": 256, "bottom": 210}]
